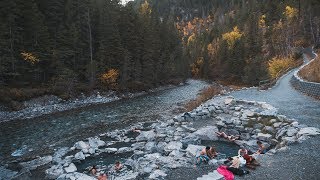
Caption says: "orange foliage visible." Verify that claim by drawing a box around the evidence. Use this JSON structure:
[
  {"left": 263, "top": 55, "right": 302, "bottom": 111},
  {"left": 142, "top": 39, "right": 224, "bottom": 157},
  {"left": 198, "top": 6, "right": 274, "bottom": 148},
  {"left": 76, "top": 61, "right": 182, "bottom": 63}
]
[
  {"left": 100, "top": 69, "right": 119, "bottom": 87},
  {"left": 190, "top": 57, "right": 204, "bottom": 78},
  {"left": 21, "top": 52, "right": 39, "bottom": 64}
]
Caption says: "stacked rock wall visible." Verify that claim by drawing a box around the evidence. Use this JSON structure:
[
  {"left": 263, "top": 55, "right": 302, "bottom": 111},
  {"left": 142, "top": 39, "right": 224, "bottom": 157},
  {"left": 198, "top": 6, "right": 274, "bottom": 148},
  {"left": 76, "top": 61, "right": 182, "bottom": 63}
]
[{"left": 290, "top": 53, "right": 320, "bottom": 98}]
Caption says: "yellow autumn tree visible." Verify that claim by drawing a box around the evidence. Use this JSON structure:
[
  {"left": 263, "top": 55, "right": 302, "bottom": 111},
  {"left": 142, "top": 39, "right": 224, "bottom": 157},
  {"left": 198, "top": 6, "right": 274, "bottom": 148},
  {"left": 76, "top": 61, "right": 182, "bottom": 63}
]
[
  {"left": 259, "top": 14, "right": 266, "bottom": 28},
  {"left": 140, "top": 0, "right": 152, "bottom": 16},
  {"left": 222, "top": 26, "right": 243, "bottom": 49},
  {"left": 21, "top": 52, "right": 39, "bottom": 64},
  {"left": 190, "top": 57, "right": 204, "bottom": 78},
  {"left": 284, "top": 6, "right": 298, "bottom": 21},
  {"left": 268, "top": 57, "right": 296, "bottom": 78},
  {"left": 100, "top": 69, "right": 119, "bottom": 88}
]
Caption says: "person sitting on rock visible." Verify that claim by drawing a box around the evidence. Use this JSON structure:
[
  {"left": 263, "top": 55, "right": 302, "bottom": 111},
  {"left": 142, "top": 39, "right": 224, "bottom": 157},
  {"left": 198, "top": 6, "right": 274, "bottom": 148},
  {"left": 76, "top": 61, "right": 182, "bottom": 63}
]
[
  {"left": 255, "top": 141, "right": 267, "bottom": 154},
  {"left": 215, "top": 131, "right": 240, "bottom": 141},
  {"left": 90, "top": 165, "right": 97, "bottom": 175},
  {"left": 196, "top": 146, "right": 211, "bottom": 165},
  {"left": 226, "top": 157, "right": 250, "bottom": 176},
  {"left": 114, "top": 161, "right": 123, "bottom": 171},
  {"left": 207, "top": 146, "right": 218, "bottom": 159},
  {"left": 238, "top": 148, "right": 260, "bottom": 169}
]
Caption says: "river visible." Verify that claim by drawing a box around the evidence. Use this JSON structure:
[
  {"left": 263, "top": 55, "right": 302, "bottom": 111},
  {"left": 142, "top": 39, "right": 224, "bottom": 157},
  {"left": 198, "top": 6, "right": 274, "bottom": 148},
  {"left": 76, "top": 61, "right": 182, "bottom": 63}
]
[{"left": 0, "top": 80, "right": 209, "bottom": 164}]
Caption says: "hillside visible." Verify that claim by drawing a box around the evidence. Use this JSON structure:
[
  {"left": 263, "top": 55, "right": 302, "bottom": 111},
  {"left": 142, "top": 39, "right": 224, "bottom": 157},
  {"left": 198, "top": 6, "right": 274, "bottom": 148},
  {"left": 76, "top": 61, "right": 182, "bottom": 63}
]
[{"left": 299, "top": 54, "right": 320, "bottom": 83}]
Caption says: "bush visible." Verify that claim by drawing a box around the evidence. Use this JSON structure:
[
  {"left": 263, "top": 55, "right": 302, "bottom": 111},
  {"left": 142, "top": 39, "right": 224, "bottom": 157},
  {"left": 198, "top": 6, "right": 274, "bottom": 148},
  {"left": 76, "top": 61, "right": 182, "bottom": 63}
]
[
  {"left": 268, "top": 56, "right": 297, "bottom": 79},
  {"left": 184, "top": 85, "right": 222, "bottom": 111}
]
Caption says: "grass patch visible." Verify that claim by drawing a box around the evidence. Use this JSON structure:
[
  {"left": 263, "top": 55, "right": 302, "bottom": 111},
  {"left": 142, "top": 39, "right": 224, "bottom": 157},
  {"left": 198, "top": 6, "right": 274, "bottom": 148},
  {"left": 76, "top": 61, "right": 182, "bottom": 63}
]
[
  {"left": 299, "top": 55, "right": 320, "bottom": 83},
  {"left": 184, "top": 85, "right": 222, "bottom": 111}
]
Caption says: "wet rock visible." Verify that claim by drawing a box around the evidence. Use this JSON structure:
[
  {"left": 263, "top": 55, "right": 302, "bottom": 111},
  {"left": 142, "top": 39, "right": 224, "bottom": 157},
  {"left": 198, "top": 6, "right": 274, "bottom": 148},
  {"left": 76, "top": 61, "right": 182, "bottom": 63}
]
[
  {"left": 136, "top": 130, "right": 156, "bottom": 141},
  {"left": 224, "top": 97, "right": 235, "bottom": 105},
  {"left": 19, "top": 156, "right": 52, "bottom": 171},
  {"left": 149, "top": 169, "right": 167, "bottom": 179},
  {"left": 282, "top": 136, "right": 297, "bottom": 145},
  {"left": 88, "top": 137, "right": 106, "bottom": 149},
  {"left": 46, "top": 165, "right": 64, "bottom": 179},
  {"left": 64, "top": 163, "right": 77, "bottom": 173},
  {"left": 131, "top": 142, "right": 146, "bottom": 150},
  {"left": 191, "top": 126, "right": 219, "bottom": 141},
  {"left": 276, "top": 128, "right": 287, "bottom": 140},
  {"left": 273, "top": 122, "right": 282, "bottom": 128},
  {"left": 145, "top": 142, "right": 157, "bottom": 153},
  {"left": 104, "top": 148, "right": 117, "bottom": 154},
  {"left": 186, "top": 144, "right": 205, "bottom": 157},
  {"left": 114, "top": 171, "right": 139, "bottom": 180},
  {"left": 0, "top": 166, "right": 18, "bottom": 179},
  {"left": 263, "top": 126, "right": 276, "bottom": 134},
  {"left": 53, "top": 147, "right": 70, "bottom": 163},
  {"left": 75, "top": 151, "right": 85, "bottom": 160},
  {"left": 164, "top": 141, "right": 182, "bottom": 152},
  {"left": 257, "top": 133, "right": 272, "bottom": 141},
  {"left": 297, "top": 127, "right": 320, "bottom": 137},
  {"left": 117, "top": 147, "right": 132, "bottom": 154},
  {"left": 74, "top": 141, "right": 89, "bottom": 150},
  {"left": 57, "top": 172, "right": 96, "bottom": 180},
  {"left": 286, "top": 127, "right": 298, "bottom": 137},
  {"left": 253, "top": 123, "right": 264, "bottom": 130}
]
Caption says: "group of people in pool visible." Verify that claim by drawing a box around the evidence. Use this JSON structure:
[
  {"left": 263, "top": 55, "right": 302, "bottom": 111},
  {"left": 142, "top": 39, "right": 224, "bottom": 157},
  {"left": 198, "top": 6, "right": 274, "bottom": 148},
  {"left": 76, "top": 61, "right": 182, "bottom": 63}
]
[
  {"left": 89, "top": 161, "right": 123, "bottom": 180},
  {"left": 196, "top": 138, "right": 268, "bottom": 175}
]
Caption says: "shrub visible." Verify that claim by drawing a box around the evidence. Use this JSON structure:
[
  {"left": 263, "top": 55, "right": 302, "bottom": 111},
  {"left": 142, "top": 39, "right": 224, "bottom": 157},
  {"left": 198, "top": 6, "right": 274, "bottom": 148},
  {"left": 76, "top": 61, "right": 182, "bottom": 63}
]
[
  {"left": 184, "top": 85, "right": 222, "bottom": 111},
  {"left": 268, "top": 56, "right": 296, "bottom": 78}
]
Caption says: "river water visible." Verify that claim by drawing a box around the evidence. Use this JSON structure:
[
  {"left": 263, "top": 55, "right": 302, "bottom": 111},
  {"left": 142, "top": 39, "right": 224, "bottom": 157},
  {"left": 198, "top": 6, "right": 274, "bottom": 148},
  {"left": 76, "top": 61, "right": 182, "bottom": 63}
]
[{"left": 0, "top": 80, "right": 209, "bottom": 164}]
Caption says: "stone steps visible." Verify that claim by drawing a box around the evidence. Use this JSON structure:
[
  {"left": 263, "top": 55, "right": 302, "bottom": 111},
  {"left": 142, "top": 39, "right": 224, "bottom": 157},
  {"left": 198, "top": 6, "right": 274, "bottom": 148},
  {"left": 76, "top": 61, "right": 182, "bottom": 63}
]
[{"left": 197, "top": 170, "right": 223, "bottom": 180}]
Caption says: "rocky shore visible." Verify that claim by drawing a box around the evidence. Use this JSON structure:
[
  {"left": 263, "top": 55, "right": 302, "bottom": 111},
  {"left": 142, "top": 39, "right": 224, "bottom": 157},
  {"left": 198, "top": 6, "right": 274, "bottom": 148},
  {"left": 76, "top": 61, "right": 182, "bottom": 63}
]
[
  {"left": 3, "top": 95, "right": 319, "bottom": 180},
  {"left": 0, "top": 84, "right": 177, "bottom": 122}
]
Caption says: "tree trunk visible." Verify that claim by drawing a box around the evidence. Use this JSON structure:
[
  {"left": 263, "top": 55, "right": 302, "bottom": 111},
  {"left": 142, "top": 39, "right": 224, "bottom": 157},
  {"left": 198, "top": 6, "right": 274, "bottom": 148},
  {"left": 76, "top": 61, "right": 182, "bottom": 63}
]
[{"left": 87, "top": 9, "right": 94, "bottom": 86}]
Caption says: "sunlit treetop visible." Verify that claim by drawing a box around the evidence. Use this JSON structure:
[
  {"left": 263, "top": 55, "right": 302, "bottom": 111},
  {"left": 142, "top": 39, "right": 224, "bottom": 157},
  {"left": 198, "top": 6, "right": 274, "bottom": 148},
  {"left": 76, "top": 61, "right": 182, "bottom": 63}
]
[
  {"left": 222, "top": 26, "right": 243, "bottom": 49},
  {"left": 21, "top": 52, "right": 39, "bottom": 64}
]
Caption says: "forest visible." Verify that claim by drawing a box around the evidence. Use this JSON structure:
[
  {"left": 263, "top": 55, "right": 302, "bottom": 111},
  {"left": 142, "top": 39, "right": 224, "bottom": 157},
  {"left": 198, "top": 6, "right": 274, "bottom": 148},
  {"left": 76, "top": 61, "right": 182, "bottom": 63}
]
[{"left": 1, "top": 0, "right": 320, "bottom": 109}]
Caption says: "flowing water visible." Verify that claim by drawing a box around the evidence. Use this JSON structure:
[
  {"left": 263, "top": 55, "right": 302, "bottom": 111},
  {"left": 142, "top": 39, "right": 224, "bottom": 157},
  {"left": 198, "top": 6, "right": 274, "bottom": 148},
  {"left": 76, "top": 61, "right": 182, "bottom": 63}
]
[{"left": 0, "top": 80, "right": 210, "bottom": 164}]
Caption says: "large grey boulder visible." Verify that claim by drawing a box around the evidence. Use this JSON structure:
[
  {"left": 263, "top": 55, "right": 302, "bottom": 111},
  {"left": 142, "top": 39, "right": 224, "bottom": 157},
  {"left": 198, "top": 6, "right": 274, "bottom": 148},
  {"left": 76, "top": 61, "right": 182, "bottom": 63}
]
[
  {"left": 286, "top": 127, "right": 298, "bottom": 137},
  {"left": 164, "top": 141, "right": 182, "bottom": 152},
  {"left": 19, "top": 156, "right": 53, "bottom": 171},
  {"left": 145, "top": 142, "right": 157, "bottom": 153},
  {"left": 75, "top": 151, "right": 85, "bottom": 160},
  {"left": 0, "top": 166, "right": 18, "bottom": 180},
  {"left": 186, "top": 144, "right": 205, "bottom": 157},
  {"left": 46, "top": 165, "right": 64, "bottom": 179},
  {"left": 149, "top": 170, "right": 167, "bottom": 179},
  {"left": 88, "top": 137, "right": 105, "bottom": 149},
  {"left": 257, "top": 133, "right": 272, "bottom": 141},
  {"left": 74, "top": 141, "right": 89, "bottom": 150},
  {"left": 191, "top": 126, "right": 219, "bottom": 141},
  {"left": 136, "top": 130, "right": 156, "bottom": 141},
  {"left": 297, "top": 127, "right": 320, "bottom": 137},
  {"left": 64, "top": 163, "right": 77, "bottom": 173}
]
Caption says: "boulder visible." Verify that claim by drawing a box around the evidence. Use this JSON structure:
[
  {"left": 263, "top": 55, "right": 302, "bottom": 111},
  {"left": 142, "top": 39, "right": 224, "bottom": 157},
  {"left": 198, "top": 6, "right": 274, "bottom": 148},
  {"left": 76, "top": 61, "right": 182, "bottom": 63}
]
[
  {"left": 282, "top": 136, "right": 297, "bottom": 145},
  {"left": 104, "top": 148, "right": 117, "bottom": 154},
  {"left": 64, "top": 163, "right": 77, "bottom": 173},
  {"left": 273, "top": 122, "right": 282, "bottom": 128},
  {"left": 286, "top": 127, "right": 298, "bottom": 137},
  {"left": 74, "top": 141, "right": 89, "bottom": 150},
  {"left": 131, "top": 142, "right": 146, "bottom": 150},
  {"left": 88, "top": 137, "right": 106, "bottom": 149},
  {"left": 149, "top": 170, "right": 167, "bottom": 179},
  {"left": 253, "top": 123, "right": 264, "bottom": 130},
  {"left": 19, "top": 156, "right": 53, "bottom": 171},
  {"left": 145, "top": 142, "right": 157, "bottom": 153},
  {"left": 117, "top": 147, "right": 132, "bottom": 154},
  {"left": 114, "top": 172, "right": 139, "bottom": 180},
  {"left": 75, "top": 152, "right": 85, "bottom": 160},
  {"left": 156, "top": 142, "right": 167, "bottom": 153},
  {"left": 297, "top": 127, "right": 320, "bottom": 137},
  {"left": 224, "top": 97, "right": 235, "bottom": 105},
  {"left": 191, "top": 126, "right": 219, "bottom": 141},
  {"left": 0, "top": 166, "right": 18, "bottom": 179},
  {"left": 164, "top": 141, "right": 182, "bottom": 152},
  {"left": 46, "top": 165, "right": 64, "bottom": 179},
  {"left": 58, "top": 172, "right": 96, "bottom": 180},
  {"left": 263, "top": 126, "right": 276, "bottom": 134},
  {"left": 257, "top": 133, "right": 272, "bottom": 141},
  {"left": 186, "top": 144, "right": 205, "bottom": 157},
  {"left": 136, "top": 130, "right": 156, "bottom": 141}
]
